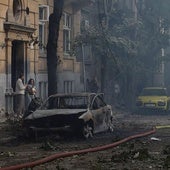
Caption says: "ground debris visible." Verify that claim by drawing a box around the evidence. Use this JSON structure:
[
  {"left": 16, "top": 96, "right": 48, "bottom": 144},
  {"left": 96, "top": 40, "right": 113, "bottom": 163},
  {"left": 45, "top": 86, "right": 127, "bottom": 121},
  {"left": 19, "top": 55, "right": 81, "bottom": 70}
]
[
  {"left": 163, "top": 155, "right": 170, "bottom": 169},
  {"left": 150, "top": 137, "right": 161, "bottom": 141},
  {"left": 0, "top": 151, "right": 16, "bottom": 157},
  {"left": 111, "top": 147, "right": 151, "bottom": 163},
  {"left": 40, "top": 140, "right": 56, "bottom": 151},
  {"left": 163, "top": 145, "right": 170, "bottom": 155},
  {"left": 0, "top": 111, "right": 170, "bottom": 170}
]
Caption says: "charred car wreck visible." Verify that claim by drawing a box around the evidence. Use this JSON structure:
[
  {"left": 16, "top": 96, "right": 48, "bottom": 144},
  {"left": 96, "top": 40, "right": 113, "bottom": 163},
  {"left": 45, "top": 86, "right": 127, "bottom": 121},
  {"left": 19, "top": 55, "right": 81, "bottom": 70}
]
[{"left": 23, "top": 93, "right": 114, "bottom": 138}]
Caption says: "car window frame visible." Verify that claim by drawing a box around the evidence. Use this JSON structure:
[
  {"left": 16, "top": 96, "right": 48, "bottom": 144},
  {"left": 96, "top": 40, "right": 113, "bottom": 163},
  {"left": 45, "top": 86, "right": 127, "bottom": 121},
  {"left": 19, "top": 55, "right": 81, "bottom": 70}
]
[{"left": 90, "top": 93, "right": 106, "bottom": 110}]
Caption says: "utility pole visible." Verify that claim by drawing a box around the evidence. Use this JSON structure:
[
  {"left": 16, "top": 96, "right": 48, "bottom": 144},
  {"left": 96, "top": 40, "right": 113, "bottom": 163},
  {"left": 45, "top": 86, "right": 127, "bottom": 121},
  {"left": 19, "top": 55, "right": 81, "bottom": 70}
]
[{"left": 153, "top": 17, "right": 165, "bottom": 87}]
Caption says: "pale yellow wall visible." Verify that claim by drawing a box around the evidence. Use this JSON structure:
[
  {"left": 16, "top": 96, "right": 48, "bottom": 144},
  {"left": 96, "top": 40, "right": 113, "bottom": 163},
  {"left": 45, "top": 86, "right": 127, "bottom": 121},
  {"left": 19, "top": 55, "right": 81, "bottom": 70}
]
[
  {"left": 37, "top": 0, "right": 82, "bottom": 74},
  {"left": 37, "top": 0, "right": 53, "bottom": 73},
  {"left": 0, "top": 0, "right": 82, "bottom": 75},
  {"left": 0, "top": 0, "right": 41, "bottom": 79},
  {"left": 0, "top": 0, "right": 85, "bottom": 113},
  {"left": 0, "top": 2, "right": 8, "bottom": 69}
]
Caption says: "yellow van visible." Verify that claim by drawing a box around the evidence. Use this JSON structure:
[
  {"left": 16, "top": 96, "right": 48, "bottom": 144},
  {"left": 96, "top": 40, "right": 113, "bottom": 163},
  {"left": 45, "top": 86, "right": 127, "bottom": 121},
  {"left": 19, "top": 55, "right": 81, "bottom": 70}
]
[{"left": 136, "top": 87, "right": 170, "bottom": 111}]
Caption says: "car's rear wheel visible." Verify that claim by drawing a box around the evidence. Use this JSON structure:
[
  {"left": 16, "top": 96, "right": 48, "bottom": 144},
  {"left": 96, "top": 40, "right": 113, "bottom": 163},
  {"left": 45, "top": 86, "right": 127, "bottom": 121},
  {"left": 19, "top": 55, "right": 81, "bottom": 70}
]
[{"left": 82, "top": 121, "right": 94, "bottom": 139}]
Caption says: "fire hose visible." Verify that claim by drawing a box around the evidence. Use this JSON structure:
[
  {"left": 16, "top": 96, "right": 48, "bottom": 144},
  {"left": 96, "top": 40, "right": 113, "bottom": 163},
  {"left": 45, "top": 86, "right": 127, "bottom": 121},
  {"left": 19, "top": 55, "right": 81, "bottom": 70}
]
[{"left": 0, "top": 128, "right": 156, "bottom": 170}]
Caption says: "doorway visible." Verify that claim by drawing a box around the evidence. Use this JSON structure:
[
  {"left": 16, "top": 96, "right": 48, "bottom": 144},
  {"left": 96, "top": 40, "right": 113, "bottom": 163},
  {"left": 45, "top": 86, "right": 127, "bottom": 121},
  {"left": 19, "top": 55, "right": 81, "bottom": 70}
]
[{"left": 11, "top": 40, "right": 26, "bottom": 91}]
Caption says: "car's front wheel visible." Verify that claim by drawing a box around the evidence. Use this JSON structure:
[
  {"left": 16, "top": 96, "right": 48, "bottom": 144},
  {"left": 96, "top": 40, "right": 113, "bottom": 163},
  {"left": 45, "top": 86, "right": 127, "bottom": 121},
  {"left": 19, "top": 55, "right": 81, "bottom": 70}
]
[{"left": 82, "top": 121, "right": 94, "bottom": 139}]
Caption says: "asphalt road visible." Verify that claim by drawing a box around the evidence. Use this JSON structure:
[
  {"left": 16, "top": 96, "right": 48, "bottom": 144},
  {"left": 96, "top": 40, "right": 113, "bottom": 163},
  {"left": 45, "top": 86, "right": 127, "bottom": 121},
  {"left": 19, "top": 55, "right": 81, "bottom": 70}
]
[{"left": 0, "top": 110, "right": 170, "bottom": 170}]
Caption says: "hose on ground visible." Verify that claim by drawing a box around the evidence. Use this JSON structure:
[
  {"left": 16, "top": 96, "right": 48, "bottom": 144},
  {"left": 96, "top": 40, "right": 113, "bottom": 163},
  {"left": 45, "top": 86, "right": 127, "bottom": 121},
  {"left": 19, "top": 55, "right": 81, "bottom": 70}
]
[
  {"left": 0, "top": 128, "right": 156, "bottom": 170},
  {"left": 155, "top": 125, "right": 170, "bottom": 129}
]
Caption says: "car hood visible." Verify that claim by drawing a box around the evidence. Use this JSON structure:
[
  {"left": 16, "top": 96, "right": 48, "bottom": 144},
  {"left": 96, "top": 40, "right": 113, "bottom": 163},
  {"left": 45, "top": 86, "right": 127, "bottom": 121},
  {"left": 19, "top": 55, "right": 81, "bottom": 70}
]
[{"left": 25, "top": 109, "right": 87, "bottom": 120}]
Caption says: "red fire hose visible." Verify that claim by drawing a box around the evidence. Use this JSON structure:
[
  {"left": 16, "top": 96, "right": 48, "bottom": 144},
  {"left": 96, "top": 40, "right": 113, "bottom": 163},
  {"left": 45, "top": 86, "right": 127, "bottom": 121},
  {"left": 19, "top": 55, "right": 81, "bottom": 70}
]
[{"left": 0, "top": 128, "right": 156, "bottom": 170}]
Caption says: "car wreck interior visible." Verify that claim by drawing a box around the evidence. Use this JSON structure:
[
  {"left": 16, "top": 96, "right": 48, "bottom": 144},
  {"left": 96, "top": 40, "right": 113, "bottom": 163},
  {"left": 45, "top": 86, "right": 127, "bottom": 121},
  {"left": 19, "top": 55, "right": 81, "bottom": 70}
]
[{"left": 46, "top": 96, "right": 88, "bottom": 109}]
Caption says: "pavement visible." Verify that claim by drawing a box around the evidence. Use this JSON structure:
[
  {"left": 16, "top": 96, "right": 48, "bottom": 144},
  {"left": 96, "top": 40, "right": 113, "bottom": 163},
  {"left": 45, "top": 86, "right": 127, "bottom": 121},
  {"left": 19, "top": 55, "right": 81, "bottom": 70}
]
[{"left": 0, "top": 114, "right": 6, "bottom": 123}]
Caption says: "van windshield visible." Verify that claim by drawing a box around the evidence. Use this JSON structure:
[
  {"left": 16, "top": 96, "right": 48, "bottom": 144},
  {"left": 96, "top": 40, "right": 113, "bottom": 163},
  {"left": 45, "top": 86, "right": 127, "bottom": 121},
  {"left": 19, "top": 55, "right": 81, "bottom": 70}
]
[{"left": 141, "top": 89, "right": 167, "bottom": 96}]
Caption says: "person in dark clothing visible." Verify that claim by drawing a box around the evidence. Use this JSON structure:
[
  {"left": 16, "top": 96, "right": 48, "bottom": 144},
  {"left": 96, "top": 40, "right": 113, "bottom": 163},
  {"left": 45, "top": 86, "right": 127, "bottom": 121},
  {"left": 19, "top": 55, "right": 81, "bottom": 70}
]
[
  {"left": 25, "top": 78, "right": 36, "bottom": 110},
  {"left": 90, "top": 78, "right": 99, "bottom": 93}
]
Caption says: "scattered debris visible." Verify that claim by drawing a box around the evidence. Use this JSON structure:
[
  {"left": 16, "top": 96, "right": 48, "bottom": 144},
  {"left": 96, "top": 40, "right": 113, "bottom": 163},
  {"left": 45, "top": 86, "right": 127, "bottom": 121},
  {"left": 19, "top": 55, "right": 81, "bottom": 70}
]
[
  {"left": 111, "top": 147, "right": 151, "bottom": 163},
  {"left": 0, "top": 151, "right": 15, "bottom": 157},
  {"left": 150, "top": 137, "right": 161, "bottom": 141},
  {"left": 164, "top": 155, "right": 170, "bottom": 169},
  {"left": 163, "top": 145, "right": 170, "bottom": 155},
  {"left": 40, "top": 141, "right": 56, "bottom": 151}
]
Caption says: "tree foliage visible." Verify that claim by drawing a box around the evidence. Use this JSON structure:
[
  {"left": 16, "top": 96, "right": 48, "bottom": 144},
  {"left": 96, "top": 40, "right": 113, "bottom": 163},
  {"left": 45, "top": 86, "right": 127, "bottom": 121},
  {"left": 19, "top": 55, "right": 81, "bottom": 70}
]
[
  {"left": 137, "top": 0, "right": 170, "bottom": 74},
  {"left": 73, "top": 0, "right": 170, "bottom": 108},
  {"left": 73, "top": 1, "right": 138, "bottom": 79}
]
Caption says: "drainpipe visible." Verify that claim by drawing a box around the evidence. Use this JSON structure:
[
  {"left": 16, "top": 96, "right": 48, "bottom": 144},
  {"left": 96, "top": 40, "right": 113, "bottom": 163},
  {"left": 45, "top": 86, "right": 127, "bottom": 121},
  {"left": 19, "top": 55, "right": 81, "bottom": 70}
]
[
  {"left": 32, "top": 11, "right": 37, "bottom": 83},
  {"left": 82, "top": 44, "right": 86, "bottom": 92}
]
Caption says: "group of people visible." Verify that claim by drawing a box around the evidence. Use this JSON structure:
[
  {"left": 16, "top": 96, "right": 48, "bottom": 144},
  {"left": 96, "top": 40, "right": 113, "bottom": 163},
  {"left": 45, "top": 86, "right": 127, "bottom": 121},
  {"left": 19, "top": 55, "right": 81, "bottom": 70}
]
[{"left": 15, "top": 73, "right": 36, "bottom": 119}]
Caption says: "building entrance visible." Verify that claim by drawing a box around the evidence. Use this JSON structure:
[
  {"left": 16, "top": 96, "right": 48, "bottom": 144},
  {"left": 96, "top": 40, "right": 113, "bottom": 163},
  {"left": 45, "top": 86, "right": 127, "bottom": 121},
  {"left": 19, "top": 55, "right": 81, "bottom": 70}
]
[{"left": 11, "top": 40, "right": 25, "bottom": 92}]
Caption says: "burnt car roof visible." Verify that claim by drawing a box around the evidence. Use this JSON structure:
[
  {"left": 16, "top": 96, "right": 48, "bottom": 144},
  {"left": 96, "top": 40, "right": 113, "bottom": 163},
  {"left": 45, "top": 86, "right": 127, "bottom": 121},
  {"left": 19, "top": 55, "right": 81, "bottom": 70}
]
[{"left": 40, "top": 93, "right": 105, "bottom": 109}]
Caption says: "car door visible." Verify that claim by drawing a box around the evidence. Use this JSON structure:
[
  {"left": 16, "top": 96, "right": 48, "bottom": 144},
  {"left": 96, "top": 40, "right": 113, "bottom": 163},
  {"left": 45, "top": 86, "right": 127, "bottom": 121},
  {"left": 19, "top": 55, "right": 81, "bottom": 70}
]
[{"left": 90, "top": 94, "right": 111, "bottom": 133}]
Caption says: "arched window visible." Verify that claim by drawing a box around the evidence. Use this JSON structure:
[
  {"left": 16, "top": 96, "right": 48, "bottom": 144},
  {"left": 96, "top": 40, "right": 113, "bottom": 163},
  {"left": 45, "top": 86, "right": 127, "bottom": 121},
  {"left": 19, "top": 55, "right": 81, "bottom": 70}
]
[{"left": 13, "top": 0, "right": 22, "bottom": 20}]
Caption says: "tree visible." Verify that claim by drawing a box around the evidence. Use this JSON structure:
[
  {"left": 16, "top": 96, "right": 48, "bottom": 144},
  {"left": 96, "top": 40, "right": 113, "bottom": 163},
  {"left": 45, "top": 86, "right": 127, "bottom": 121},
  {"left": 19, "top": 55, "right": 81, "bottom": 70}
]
[
  {"left": 73, "top": 0, "right": 137, "bottom": 107},
  {"left": 73, "top": 0, "right": 170, "bottom": 109},
  {"left": 136, "top": 0, "right": 170, "bottom": 86},
  {"left": 47, "top": 0, "right": 64, "bottom": 96}
]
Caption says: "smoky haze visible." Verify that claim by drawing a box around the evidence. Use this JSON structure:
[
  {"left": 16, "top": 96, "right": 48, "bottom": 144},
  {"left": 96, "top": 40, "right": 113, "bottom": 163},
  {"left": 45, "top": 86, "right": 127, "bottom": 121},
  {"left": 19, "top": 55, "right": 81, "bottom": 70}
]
[{"left": 73, "top": 0, "right": 170, "bottom": 111}]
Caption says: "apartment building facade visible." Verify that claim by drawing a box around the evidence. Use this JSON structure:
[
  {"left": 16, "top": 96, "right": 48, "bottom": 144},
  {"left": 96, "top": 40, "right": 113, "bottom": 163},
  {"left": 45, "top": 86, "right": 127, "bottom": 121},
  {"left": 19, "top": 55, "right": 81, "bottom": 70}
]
[{"left": 0, "top": 0, "right": 90, "bottom": 115}]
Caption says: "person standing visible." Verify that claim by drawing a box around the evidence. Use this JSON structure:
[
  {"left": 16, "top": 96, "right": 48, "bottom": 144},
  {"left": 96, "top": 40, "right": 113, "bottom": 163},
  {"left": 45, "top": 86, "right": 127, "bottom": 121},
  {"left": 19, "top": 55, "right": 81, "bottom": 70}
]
[
  {"left": 90, "top": 78, "right": 99, "bottom": 93},
  {"left": 25, "top": 78, "right": 36, "bottom": 110},
  {"left": 15, "top": 73, "right": 27, "bottom": 119}
]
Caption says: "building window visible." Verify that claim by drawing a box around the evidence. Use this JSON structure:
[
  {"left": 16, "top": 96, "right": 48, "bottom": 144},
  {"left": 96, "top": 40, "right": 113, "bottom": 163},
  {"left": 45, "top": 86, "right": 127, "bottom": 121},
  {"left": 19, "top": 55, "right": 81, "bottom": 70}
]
[
  {"left": 39, "top": 22, "right": 45, "bottom": 51},
  {"left": 81, "top": 19, "right": 89, "bottom": 31},
  {"left": 82, "top": 45, "right": 91, "bottom": 61},
  {"left": 39, "top": 5, "right": 49, "bottom": 22},
  {"left": 64, "top": 81, "right": 73, "bottom": 93},
  {"left": 63, "top": 12, "right": 72, "bottom": 54},
  {"left": 13, "top": 0, "right": 22, "bottom": 21},
  {"left": 39, "top": 5, "right": 49, "bottom": 51}
]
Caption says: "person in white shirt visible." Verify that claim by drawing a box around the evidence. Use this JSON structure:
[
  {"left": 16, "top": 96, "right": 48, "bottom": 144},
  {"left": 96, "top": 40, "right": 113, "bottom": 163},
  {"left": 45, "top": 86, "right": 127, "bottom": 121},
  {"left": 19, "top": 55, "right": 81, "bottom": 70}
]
[{"left": 15, "top": 73, "right": 27, "bottom": 118}]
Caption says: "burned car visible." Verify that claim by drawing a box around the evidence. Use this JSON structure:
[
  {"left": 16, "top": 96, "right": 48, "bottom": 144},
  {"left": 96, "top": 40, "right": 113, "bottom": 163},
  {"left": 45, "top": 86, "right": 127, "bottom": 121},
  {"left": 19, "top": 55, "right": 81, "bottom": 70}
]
[{"left": 23, "top": 93, "right": 113, "bottom": 138}]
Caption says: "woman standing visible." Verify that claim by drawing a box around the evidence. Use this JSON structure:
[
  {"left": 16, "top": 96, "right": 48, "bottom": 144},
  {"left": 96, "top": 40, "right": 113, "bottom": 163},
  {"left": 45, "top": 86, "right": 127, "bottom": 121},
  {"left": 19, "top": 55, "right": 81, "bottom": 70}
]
[{"left": 25, "top": 78, "right": 36, "bottom": 110}]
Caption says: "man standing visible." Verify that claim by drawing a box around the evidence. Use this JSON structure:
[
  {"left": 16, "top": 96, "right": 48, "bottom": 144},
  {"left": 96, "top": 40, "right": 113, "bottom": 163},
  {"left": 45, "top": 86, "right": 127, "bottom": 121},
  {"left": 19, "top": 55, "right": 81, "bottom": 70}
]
[{"left": 15, "top": 73, "right": 27, "bottom": 119}]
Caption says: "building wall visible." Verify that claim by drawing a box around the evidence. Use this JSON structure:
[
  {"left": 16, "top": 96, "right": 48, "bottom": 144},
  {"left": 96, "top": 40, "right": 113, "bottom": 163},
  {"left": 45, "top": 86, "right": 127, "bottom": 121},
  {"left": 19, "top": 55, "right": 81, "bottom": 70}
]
[
  {"left": 57, "top": 8, "right": 83, "bottom": 93},
  {"left": 0, "top": 0, "right": 39, "bottom": 115},
  {"left": 0, "top": 1, "right": 9, "bottom": 110},
  {"left": 0, "top": 0, "right": 85, "bottom": 116},
  {"left": 38, "top": 0, "right": 83, "bottom": 96}
]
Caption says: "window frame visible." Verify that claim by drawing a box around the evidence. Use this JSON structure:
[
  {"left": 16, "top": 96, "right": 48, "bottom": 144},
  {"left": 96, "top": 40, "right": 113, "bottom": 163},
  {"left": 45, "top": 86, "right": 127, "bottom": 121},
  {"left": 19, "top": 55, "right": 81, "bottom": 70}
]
[
  {"left": 39, "top": 22, "right": 45, "bottom": 51},
  {"left": 63, "top": 12, "right": 72, "bottom": 54},
  {"left": 64, "top": 80, "right": 73, "bottom": 93},
  {"left": 39, "top": 5, "right": 49, "bottom": 22}
]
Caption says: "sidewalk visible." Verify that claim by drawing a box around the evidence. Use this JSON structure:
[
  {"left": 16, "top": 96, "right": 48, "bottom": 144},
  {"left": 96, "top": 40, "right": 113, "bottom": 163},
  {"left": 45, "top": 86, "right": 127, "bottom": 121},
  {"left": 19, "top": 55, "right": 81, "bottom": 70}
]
[{"left": 0, "top": 114, "right": 7, "bottom": 123}]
